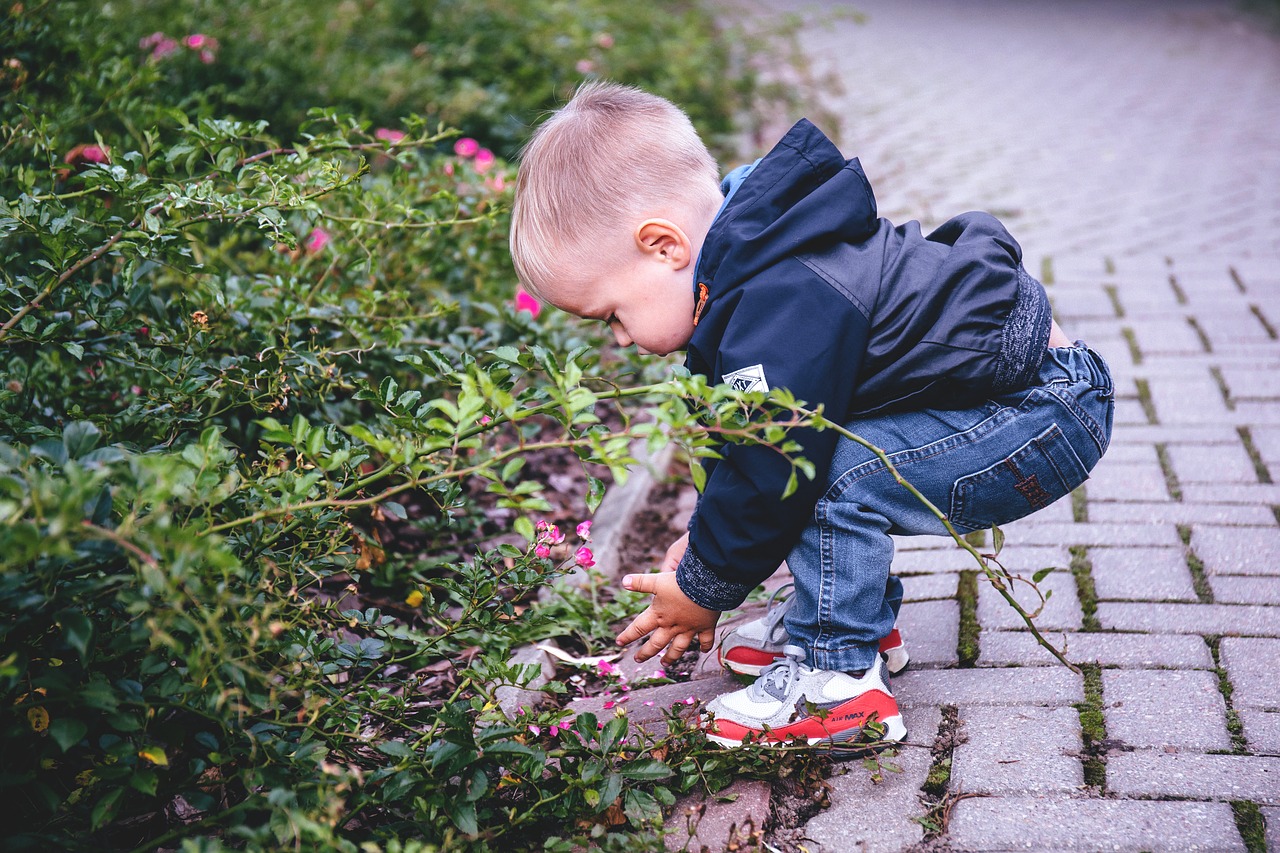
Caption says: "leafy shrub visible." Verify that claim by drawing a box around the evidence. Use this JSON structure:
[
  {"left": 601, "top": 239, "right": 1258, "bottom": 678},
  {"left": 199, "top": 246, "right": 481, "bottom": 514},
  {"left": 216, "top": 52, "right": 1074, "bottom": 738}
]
[{"left": 0, "top": 1, "right": 848, "bottom": 850}]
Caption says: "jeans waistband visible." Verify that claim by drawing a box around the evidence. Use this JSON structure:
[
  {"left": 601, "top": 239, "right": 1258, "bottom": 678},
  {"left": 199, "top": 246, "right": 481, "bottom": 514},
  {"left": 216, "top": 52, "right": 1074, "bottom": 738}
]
[{"left": 1039, "top": 341, "right": 1114, "bottom": 396}]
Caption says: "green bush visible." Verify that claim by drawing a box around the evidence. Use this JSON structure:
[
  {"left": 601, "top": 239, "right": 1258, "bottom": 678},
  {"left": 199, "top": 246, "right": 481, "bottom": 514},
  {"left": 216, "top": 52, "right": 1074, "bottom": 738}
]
[{"left": 0, "top": 1, "right": 844, "bottom": 850}]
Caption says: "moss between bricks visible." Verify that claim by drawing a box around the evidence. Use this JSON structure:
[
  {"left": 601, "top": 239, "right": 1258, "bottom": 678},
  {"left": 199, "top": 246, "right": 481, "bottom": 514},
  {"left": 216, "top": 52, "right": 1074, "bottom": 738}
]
[
  {"left": 914, "top": 705, "right": 962, "bottom": 840},
  {"left": 1177, "top": 524, "right": 1214, "bottom": 604},
  {"left": 1069, "top": 545, "right": 1101, "bottom": 632},
  {"left": 1206, "top": 634, "right": 1249, "bottom": 754},
  {"left": 1231, "top": 800, "right": 1268, "bottom": 853},
  {"left": 1075, "top": 664, "right": 1108, "bottom": 791},
  {"left": 957, "top": 570, "right": 980, "bottom": 668}
]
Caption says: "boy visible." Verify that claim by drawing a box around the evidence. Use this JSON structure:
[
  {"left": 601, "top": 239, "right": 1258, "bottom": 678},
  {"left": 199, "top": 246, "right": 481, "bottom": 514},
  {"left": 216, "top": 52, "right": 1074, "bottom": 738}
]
[{"left": 509, "top": 82, "right": 1113, "bottom": 749}]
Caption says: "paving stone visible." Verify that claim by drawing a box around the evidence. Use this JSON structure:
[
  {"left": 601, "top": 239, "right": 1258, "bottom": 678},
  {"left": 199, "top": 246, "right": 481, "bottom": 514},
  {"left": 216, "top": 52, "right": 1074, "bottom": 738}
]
[
  {"left": 1088, "top": 502, "right": 1278, "bottom": 526},
  {"left": 1102, "top": 669, "right": 1231, "bottom": 751},
  {"left": 900, "top": 571, "right": 959, "bottom": 601},
  {"left": 1192, "top": 526, "right": 1280, "bottom": 577},
  {"left": 977, "top": 630, "right": 1213, "bottom": 669},
  {"left": 1107, "top": 751, "right": 1280, "bottom": 804},
  {"left": 894, "top": 668, "right": 1082, "bottom": 708},
  {"left": 663, "top": 779, "right": 771, "bottom": 852},
  {"left": 1266, "top": 807, "right": 1280, "bottom": 853},
  {"left": 978, "top": 567, "right": 1082, "bottom": 631},
  {"left": 948, "top": 796, "right": 1245, "bottom": 853},
  {"left": 1239, "top": 709, "right": 1280, "bottom": 754},
  {"left": 1181, "top": 483, "right": 1280, "bottom": 505},
  {"left": 1144, "top": 375, "right": 1235, "bottom": 424},
  {"left": 1210, "top": 575, "right": 1280, "bottom": 605},
  {"left": 1088, "top": 546, "right": 1197, "bottom": 602},
  {"left": 1220, "top": 637, "right": 1280, "bottom": 709},
  {"left": 801, "top": 707, "right": 941, "bottom": 853},
  {"left": 898, "top": 600, "right": 959, "bottom": 668},
  {"left": 1165, "top": 443, "right": 1261, "bottom": 484},
  {"left": 990, "top": 522, "right": 1180, "bottom": 548},
  {"left": 1084, "top": 461, "right": 1173, "bottom": 502},
  {"left": 1097, "top": 602, "right": 1280, "bottom": 637},
  {"left": 951, "top": 706, "right": 1083, "bottom": 795}
]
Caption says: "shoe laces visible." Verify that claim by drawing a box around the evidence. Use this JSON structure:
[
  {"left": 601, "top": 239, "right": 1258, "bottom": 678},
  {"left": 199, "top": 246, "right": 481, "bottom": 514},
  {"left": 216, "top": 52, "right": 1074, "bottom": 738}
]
[
  {"left": 748, "top": 643, "right": 807, "bottom": 702},
  {"left": 759, "top": 583, "right": 795, "bottom": 644}
]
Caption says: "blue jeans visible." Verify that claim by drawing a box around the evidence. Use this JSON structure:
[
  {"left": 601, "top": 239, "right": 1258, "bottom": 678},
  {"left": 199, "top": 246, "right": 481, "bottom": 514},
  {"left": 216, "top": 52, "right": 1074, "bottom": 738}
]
[{"left": 784, "top": 343, "right": 1115, "bottom": 671}]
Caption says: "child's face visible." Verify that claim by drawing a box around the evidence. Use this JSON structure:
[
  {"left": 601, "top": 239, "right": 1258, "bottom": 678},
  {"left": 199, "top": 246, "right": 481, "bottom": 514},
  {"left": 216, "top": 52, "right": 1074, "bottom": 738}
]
[{"left": 543, "top": 221, "right": 697, "bottom": 356}]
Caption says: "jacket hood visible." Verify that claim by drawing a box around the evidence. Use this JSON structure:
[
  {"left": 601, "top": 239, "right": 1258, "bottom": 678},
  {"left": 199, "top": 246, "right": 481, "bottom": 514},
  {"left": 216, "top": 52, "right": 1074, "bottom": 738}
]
[{"left": 695, "top": 119, "right": 880, "bottom": 292}]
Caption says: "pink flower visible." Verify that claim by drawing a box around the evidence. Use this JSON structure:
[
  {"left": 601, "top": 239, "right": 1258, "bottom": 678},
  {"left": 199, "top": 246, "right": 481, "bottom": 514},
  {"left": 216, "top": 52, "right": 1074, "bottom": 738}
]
[
  {"left": 375, "top": 128, "right": 406, "bottom": 144},
  {"left": 442, "top": 161, "right": 455, "bottom": 176},
  {"left": 651, "top": 668, "right": 666, "bottom": 679},
  {"left": 595, "top": 32, "right": 615, "bottom": 49},
  {"left": 596, "top": 659, "right": 618, "bottom": 677},
  {"left": 548, "top": 724, "right": 563, "bottom": 737},
  {"left": 534, "top": 543, "right": 551, "bottom": 559},
  {"left": 131, "top": 385, "right": 143, "bottom": 395},
  {"left": 479, "top": 415, "right": 492, "bottom": 425},
  {"left": 453, "top": 137, "right": 479, "bottom": 158},
  {"left": 184, "top": 34, "right": 209, "bottom": 49},
  {"left": 473, "top": 148, "right": 495, "bottom": 174},
  {"left": 65, "top": 144, "right": 109, "bottom": 166},
  {"left": 576, "top": 520, "right": 592, "bottom": 540},
  {"left": 527, "top": 724, "right": 541, "bottom": 737},
  {"left": 574, "top": 546, "right": 595, "bottom": 569},
  {"left": 514, "top": 287, "right": 541, "bottom": 317},
  {"left": 140, "top": 32, "right": 178, "bottom": 60},
  {"left": 536, "top": 522, "right": 564, "bottom": 545},
  {"left": 304, "top": 227, "right": 330, "bottom": 253},
  {"left": 199, "top": 49, "right": 216, "bottom": 64},
  {"left": 576, "top": 59, "right": 596, "bottom": 75},
  {"left": 484, "top": 174, "right": 506, "bottom": 193}
]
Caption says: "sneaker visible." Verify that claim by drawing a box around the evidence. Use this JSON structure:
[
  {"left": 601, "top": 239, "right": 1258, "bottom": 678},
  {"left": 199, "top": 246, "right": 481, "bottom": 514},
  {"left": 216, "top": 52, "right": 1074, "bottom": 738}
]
[
  {"left": 718, "top": 584, "right": 910, "bottom": 677},
  {"left": 703, "top": 645, "right": 907, "bottom": 749}
]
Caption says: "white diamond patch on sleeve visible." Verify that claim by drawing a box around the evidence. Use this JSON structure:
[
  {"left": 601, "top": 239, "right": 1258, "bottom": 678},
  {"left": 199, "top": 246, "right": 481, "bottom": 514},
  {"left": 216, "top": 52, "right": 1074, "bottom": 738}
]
[{"left": 722, "top": 363, "right": 770, "bottom": 393}]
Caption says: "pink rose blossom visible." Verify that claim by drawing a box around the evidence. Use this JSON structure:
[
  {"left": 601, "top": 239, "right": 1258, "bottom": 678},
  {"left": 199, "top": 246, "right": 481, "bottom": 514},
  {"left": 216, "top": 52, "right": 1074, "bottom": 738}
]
[
  {"left": 184, "top": 34, "right": 209, "bottom": 49},
  {"left": 453, "top": 137, "right": 479, "bottom": 158},
  {"left": 576, "top": 520, "right": 592, "bottom": 540},
  {"left": 574, "top": 546, "right": 595, "bottom": 569},
  {"left": 199, "top": 49, "right": 216, "bottom": 64},
  {"left": 65, "top": 144, "right": 109, "bottom": 166},
  {"left": 514, "top": 287, "right": 541, "bottom": 317},
  {"left": 479, "top": 415, "right": 492, "bottom": 425},
  {"left": 596, "top": 33, "right": 614, "bottom": 49},
  {"left": 473, "top": 148, "right": 495, "bottom": 174},
  {"left": 484, "top": 174, "right": 506, "bottom": 192},
  {"left": 304, "top": 227, "right": 330, "bottom": 253},
  {"left": 548, "top": 724, "right": 562, "bottom": 736},
  {"left": 140, "top": 32, "right": 178, "bottom": 60},
  {"left": 596, "top": 659, "right": 618, "bottom": 677},
  {"left": 375, "top": 127, "right": 406, "bottom": 144},
  {"left": 534, "top": 543, "right": 551, "bottom": 559},
  {"left": 442, "top": 161, "right": 455, "bottom": 176},
  {"left": 576, "top": 59, "right": 596, "bottom": 75},
  {"left": 544, "top": 524, "right": 564, "bottom": 545},
  {"left": 527, "top": 724, "right": 541, "bottom": 736},
  {"left": 131, "top": 385, "right": 143, "bottom": 395}
]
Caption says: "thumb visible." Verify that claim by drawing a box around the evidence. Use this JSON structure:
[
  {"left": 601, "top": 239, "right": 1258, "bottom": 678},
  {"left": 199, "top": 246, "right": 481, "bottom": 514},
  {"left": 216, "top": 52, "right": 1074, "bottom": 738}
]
[{"left": 621, "top": 573, "right": 659, "bottom": 595}]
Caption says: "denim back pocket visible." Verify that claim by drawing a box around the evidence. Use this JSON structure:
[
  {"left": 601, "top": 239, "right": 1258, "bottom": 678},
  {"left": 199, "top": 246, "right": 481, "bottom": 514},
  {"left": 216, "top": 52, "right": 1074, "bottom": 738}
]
[{"left": 949, "top": 423, "right": 1089, "bottom": 531}]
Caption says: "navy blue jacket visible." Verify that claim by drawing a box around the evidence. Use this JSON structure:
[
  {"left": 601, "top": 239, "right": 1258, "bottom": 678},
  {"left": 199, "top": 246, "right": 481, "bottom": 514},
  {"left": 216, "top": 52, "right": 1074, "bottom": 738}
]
[{"left": 675, "top": 119, "right": 1052, "bottom": 611}]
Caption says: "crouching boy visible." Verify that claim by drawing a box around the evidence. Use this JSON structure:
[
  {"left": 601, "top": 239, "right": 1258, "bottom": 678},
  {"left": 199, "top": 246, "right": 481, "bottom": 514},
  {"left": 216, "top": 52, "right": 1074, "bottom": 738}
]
[{"left": 509, "top": 82, "right": 1113, "bottom": 749}]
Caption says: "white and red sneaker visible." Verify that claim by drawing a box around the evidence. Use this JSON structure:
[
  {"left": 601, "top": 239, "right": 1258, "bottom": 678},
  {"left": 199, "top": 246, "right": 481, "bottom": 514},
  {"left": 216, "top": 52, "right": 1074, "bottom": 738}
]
[
  {"left": 704, "top": 645, "right": 907, "bottom": 749},
  {"left": 718, "top": 584, "right": 910, "bottom": 677}
]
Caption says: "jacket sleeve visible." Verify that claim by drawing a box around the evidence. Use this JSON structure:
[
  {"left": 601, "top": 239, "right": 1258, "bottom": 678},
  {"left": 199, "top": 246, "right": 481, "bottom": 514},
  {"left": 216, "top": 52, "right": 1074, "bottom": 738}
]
[{"left": 676, "top": 266, "right": 870, "bottom": 611}]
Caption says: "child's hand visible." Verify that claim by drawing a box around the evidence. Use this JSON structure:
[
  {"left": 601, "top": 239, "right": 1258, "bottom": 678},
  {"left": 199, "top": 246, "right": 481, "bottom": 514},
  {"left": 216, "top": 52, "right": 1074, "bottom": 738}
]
[{"left": 615, "top": 570, "right": 719, "bottom": 666}]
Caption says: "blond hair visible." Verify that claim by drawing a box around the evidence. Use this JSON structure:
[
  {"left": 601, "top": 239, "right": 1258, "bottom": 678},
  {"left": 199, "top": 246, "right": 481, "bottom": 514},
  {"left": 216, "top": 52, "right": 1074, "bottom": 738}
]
[{"left": 510, "top": 81, "right": 723, "bottom": 300}]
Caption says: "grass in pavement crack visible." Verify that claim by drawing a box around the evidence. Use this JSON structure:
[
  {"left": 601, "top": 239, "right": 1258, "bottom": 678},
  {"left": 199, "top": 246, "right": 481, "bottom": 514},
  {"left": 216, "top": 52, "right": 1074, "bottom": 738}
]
[
  {"left": 1155, "top": 442, "right": 1182, "bottom": 501},
  {"left": 1178, "top": 524, "right": 1214, "bottom": 604},
  {"left": 1075, "top": 664, "right": 1108, "bottom": 792},
  {"left": 1206, "top": 634, "right": 1249, "bottom": 754},
  {"left": 1136, "top": 378, "right": 1159, "bottom": 426},
  {"left": 914, "top": 705, "right": 966, "bottom": 840},
  {"left": 1237, "top": 425, "right": 1273, "bottom": 484},
  {"left": 957, "top": 570, "right": 980, "bottom": 668},
  {"left": 1231, "top": 800, "right": 1267, "bottom": 853},
  {"left": 1069, "top": 545, "right": 1100, "bottom": 632}
]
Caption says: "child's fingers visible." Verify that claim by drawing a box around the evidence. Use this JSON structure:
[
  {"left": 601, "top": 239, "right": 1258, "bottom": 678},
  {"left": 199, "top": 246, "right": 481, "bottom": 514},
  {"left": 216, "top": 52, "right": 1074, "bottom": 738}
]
[
  {"left": 620, "top": 573, "right": 658, "bottom": 594},
  {"left": 615, "top": 608, "right": 659, "bottom": 647},
  {"left": 661, "top": 633, "right": 692, "bottom": 666},
  {"left": 633, "top": 628, "right": 674, "bottom": 663},
  {"left": 697, "top": 628, "right": 715, "bottom": 653}
]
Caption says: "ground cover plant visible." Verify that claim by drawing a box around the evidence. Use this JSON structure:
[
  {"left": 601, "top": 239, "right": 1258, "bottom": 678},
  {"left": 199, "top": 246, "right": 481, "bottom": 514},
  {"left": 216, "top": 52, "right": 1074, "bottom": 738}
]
[{"left": 1, "top": 2, "right": 1067, "bottom": 849}]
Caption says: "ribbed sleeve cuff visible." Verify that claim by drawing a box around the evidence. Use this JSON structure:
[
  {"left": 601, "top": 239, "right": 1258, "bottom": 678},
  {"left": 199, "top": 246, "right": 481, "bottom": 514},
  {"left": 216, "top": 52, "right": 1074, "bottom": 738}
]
[{"left": 675, "top": 544, "right": 755, "bottom": 612}]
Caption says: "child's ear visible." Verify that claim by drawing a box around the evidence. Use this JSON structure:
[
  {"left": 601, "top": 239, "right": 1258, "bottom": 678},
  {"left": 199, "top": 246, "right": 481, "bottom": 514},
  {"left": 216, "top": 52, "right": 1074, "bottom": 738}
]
[{"left": 635, "top": 219, "right": 692, "bottom": 269}]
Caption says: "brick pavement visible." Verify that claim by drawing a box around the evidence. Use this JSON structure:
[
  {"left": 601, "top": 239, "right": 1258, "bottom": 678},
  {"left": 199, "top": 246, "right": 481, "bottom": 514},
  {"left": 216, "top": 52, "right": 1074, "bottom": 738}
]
[{"left": 584, "top": 1, "right": 1280, "bottom": 849}]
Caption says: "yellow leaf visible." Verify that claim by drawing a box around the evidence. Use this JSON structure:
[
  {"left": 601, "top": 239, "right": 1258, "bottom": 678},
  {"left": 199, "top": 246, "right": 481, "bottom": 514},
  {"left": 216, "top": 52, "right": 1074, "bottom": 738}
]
[
  {"left": 138, "top": 745, "right": 169, "bottom": 767},
  {"left": 28, "top": 706, "right": 49, "bottom": 733},
  {"left": 405, "top": 590, "right": 424, "bottom": 607}
]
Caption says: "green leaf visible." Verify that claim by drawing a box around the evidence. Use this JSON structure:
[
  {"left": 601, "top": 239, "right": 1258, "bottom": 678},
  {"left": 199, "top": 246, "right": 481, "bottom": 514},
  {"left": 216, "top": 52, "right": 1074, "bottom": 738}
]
[
  {"left": 49, "top": 717, "right": 87, "bottom": 752},
  {"left": 377, "top": 740, "right": 413, "bottom": 759},
  {"left": 491, "top": 345, "right": 520, "bottom": 363},
  {"left": 60, "top": 611, "right": 93, "bottom": 658},
  {"left": 448, "top": 800, "right": 478, "bottom": 836},
  {"left": 63, "top": 421, "right": 101, "bottom": 460},
  {"left": 1031, "top": 567, "right": 1054, "bottom": 583},
  {"left": 513, "top": 516, "right": 535, "bottom": 543},
  {"left": 618, "top": 759, "right": 672, "bottom": 781},
  {"left": 90, "top": 787, "right": 125, "bottom": 831},
  {"left": 62, "top": 342, "right": 84, "bottom": 360},
  {"left": 623, "top": 789, "right": 662, "bottom": 826},
  {"left": 991, "top": 525, "right": 1005, "bottom": 556},
  {"left": 585, "top": 475, "right": 605, "bottom": 514}
]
